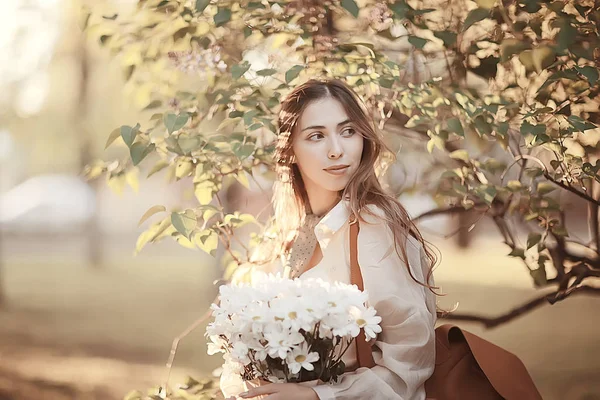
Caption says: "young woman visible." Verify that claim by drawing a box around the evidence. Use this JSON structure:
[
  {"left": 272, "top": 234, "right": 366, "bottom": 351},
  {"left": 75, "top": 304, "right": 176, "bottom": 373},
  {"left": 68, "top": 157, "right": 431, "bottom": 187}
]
[{"left": 222, "top": 79, "right": 439, "bottom": 400}]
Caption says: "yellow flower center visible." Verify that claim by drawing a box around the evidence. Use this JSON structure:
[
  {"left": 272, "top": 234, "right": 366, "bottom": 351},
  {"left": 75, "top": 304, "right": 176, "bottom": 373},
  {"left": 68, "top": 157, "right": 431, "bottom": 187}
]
[
  {"left": 295, "top": 355, "right": 307, "bottom": 363},
  {"left": 357, "top": 318, "right": 366, "bottom": 327}
]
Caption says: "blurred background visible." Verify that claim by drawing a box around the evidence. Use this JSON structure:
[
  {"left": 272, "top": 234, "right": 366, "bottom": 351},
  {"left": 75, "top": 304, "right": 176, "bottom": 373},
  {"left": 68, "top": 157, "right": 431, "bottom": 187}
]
[{"left": 0, "top": 1, "right": 599, "bottom": 399}]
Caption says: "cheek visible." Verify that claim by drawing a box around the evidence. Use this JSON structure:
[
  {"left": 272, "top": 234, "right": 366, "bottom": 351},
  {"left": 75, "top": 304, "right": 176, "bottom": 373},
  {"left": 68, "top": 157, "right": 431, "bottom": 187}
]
[
  {"left": 351, "top": 137, "right": 364, "bottom": 159},
  {"left": 292, "top": 142, "right": 319, "bottom": 170}
]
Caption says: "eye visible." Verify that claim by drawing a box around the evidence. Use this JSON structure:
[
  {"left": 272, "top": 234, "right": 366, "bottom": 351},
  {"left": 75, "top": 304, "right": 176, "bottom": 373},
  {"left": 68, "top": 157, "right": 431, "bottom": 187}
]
[
  {"left": 341, "top": 127, "right": 356, "bottom": 137},
  {"left": 308, "top": 132, "right": 324, "bottom": 141}
]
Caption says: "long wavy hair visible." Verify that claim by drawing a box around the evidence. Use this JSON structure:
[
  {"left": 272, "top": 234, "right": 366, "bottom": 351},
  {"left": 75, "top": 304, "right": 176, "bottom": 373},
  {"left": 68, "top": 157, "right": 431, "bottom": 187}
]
[{"left": 269, "top": 78, "right": 439, "bottom": 293}]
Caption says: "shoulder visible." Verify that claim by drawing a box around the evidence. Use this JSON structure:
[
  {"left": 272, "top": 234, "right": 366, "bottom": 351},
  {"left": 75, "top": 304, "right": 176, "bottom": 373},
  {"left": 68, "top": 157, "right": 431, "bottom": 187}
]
[
  {"left": 358, "top": 203, "right": 421, "bottom": 255},
  {"left": 355, "top": 204, "right": 432, "bottom": 296}
]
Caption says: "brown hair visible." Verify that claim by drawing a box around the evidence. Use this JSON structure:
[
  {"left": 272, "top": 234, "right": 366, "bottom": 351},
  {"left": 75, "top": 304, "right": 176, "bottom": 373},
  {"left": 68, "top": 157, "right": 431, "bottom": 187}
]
[{"left": 270, "top": 78, "right": 439, "bottom": 293}]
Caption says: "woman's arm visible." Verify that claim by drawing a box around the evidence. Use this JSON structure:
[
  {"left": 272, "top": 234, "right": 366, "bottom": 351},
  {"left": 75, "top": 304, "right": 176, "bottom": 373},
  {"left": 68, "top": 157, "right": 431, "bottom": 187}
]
[{"left": 312, "top": 213, "right": 437, "bottom": 400}]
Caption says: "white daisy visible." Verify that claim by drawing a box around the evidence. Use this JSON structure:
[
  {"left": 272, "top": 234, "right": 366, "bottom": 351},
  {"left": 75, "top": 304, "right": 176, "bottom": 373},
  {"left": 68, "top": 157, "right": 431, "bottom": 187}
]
[
  {"left": 352, "top": 307, "right": 382, "bottom": 340},
  {"left": 286, "top": 342, "right": 320, "bottom": 374},
  {"left": 264, "top": 325, "right": 304, "bottom": 359}
]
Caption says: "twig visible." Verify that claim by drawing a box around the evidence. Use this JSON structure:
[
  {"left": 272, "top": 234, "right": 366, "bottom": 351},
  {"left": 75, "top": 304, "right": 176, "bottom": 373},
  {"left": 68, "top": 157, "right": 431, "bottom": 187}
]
[
  {"left": 163, "top": 305, "right": 215, "bottom": 396},
  {"left": 588, "top": 179, "right": 600, "bottom": 251},
  {"left": 501, "top": 155, "right": 600, "bottom": 206},
  {"left": 412, "top": 205, "right": 478, "bottom": 223},
  {"left": 545, "top": 173, "right": 600, "bottom": 206},
  {"left": 439, "top": 285, "right": 600, "bottom": 328}
]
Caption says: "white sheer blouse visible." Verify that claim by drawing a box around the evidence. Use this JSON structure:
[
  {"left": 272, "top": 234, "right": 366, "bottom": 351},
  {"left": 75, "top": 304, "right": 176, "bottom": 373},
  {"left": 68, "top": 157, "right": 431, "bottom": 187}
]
[{"left": 220, "top": 199, "right": 437, "bottom": 400}]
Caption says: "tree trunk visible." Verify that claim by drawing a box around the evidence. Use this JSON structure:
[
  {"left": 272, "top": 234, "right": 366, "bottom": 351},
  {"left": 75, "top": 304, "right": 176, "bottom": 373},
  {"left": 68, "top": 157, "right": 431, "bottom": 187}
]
[{"left": 77, "top": 33, "right": 102, "bottom": 268}]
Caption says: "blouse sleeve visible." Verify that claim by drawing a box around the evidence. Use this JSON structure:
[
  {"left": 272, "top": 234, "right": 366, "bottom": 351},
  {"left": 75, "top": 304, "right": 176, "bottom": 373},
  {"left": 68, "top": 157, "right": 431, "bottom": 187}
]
[
  {"left": 311, "top": 210, "right": 437, "bottom": 400},
  {"left": 219, "top": 359, "right": 245, "bottom": 398}
]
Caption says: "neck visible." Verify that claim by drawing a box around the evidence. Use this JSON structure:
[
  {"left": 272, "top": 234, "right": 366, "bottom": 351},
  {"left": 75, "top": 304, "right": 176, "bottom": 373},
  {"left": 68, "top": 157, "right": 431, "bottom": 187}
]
[{"left": 305, "top": 188, "right": 341, "bottom": 217}]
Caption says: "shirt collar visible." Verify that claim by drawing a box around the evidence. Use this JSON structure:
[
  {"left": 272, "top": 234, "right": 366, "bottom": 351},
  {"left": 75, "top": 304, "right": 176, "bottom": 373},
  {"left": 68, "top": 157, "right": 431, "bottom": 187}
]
[{"left": 313, "top": 198, "right": 351, "bottom": 249}]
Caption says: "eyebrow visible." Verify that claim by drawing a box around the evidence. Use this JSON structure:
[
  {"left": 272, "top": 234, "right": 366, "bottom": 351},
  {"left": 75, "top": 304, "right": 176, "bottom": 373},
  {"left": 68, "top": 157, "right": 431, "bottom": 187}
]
[{"left": 301, "top": 119, "right": 352, "bottom": 132}]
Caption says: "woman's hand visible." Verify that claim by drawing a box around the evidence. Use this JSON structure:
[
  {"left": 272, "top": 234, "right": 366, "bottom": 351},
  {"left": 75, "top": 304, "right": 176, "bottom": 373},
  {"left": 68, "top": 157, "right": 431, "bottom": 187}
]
[{"left": 239, "top": 383, "right": 319, "bottom": 400}]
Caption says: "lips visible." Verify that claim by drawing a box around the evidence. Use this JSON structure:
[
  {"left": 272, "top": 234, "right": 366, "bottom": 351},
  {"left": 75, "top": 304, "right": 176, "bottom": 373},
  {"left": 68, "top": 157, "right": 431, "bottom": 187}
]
[{"left": 324, "top": 165, "right": 350, "bottom": 171}]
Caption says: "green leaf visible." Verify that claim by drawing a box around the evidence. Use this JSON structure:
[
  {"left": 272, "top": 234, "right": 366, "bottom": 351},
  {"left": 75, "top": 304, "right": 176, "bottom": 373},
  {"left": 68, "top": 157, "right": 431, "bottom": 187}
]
[
  {"left": 389, "top": 1, "right": 411, "bottom": 19},
  {"left": 194, "top": 229, "right": 219, "bottom": 257},
  {"left": 195, "top": 180, "right": 218, "bottom": 205},
  {"left": 552, "top": 224, "right": 569, "bottom": 237},
  {"left": 527, "top": 233, "right": 542, "bottom": 250},
  {"left": 124, "top": 390, "right": 144, "bottom": 400},
  {"left": 462, "top": 8, "right": 490, "bottom": 32},
  {"left": 508, "top": 248, "right": 526, "bottom": 259},
  {"left": 233, "top": 143, "right": 255, "bottom": 159},
  {"left": 574, "top": 4, "right": 590, "bottom": 17},
  {"left": 171, "top": 210, "right": 197, "bottom": 239},
  {"left": 195, "top": 0, "right": 209, "bottom": 12},
  {"left": 525, "top": 212, "right": 539, "bottom": 221},
  {"left": 243, "top": 110, "right": 259, "bottom": 126},
  {"left": 138, "top": 205, "right": 166, "bottom": 226},
  {"left": 433, "top": 30, "right": 457, "bottom": 47},
  {"left": 449, "top": 149, "right": 469, "bottom": 162},
  {"left": 475, "top": 0, "right": 496, "bottom": 9},
  {"left": 408, "top": 35, "right": 428, "bottom": 49},
  {"left": 506, "top": 180, "right": 522, "bottom": 191},
  {"left": 135, "top": 218, "right": 172, "bottom": 254},
  {"left": 518, "top": 50, "right": 535, "bottom": 72},
  {"left": 231, "top": 62, "right": 251, "bottom": 79},
  {"left": 557, "top": 19, "right": 577, "bottom": 52},
  {"left": 530, "top": 266, "right": 547, "bottom": 287},
  {"left": 341, "top": 0, "right": 359, "bottom": 17},
  {"left": 537, "top": 182, "right": 556, "bottom": 195},
  {"left": 175, "top": 159, "right": 194, "bottom": 179},
  {"left": 479, "top": 185, "right": 497, "bottom": 205},
  {"left": 447, "top": 118, "right": 464, "bottom": 136},
  {"left": 147, "top": 160, "right": 169, "bottom": 178},
  {"left": 120, "top": 123, "right": 140, "bottom": 148},
  {"left": 575, "top": 66, "right": 599, "bottom": 86},
  {"left": 378, "top": 77, "right": 394, "bottom": 88},
  {"left": 214, "top": 8, "right": 231, "bottom": 27},
  {"left": 500, "top": 39, "right": 529, "bottom": 62},
  {"left": 474, "top": 115, "right": 492, "bottom": 135},
  {"left": 256, "top": 68, "right": 277, "bottom": 76},
  {"left": 285, "top": 65, "right": 304, "bottom": 83},
  {"left": 235, "top": 170, "right": 250, "bottom": 189},
  {"left": 105, "top": 128, "right": 121, "bottom": 149},
  {"left": 143, "top": 100, "right": 162, "bottom": 110},
  {"left": 412, "top": 8, "right": 435, "bottom": 16},
  {"left": 522, "top": 0, "right": 541, "bottom": 13},
  {"left": 531, "top": 46, "right": 556, "bottom": 72},
  {"left": 427, "top": 139, "right": 435, "bottom": 153},
  {"left": 164, "top": 112, "right": 189, "bottom": 134},
  {"left": 178, "top": 135, "right": 203, "bottom": 154},
  {"left": 520, "top": 121, "right": 546, "bottom": 136},
  {"left": 130, "top": 142, "right": 154, "bottom": 166},
  {"left": 568, "top": 115, "right": 597, "bottom": 132}
]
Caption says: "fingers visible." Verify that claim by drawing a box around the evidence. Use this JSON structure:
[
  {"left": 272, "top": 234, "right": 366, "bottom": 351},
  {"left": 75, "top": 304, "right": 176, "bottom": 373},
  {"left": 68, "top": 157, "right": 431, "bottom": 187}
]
[{"left": 240, "top": 383, "right": 282, "bottom": 398}]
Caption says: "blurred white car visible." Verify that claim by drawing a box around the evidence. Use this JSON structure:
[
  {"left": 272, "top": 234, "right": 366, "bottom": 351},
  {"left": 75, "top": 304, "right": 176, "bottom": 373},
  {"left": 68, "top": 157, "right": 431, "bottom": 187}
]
[{"left": 0, "top": 174, "right": 96, "bottom": 233}]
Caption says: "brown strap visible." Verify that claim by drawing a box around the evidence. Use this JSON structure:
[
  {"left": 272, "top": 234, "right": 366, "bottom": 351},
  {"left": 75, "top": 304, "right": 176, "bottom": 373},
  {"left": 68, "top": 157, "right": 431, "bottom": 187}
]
[{"left": 349, "top": 216, "right": 376, "bottom": 369}]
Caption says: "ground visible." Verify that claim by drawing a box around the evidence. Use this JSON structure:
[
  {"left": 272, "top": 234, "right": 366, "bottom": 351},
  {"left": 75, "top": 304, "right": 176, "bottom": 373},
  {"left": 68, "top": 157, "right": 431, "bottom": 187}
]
[{"left": 0, "top": 225, "right": 599, "bottom": 400}]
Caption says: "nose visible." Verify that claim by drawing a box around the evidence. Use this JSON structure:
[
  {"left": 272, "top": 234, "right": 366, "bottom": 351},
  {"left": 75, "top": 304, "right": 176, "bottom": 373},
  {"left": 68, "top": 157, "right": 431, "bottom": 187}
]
[{"left": 328, "top": 136, "right": 343, "bottom": 159}]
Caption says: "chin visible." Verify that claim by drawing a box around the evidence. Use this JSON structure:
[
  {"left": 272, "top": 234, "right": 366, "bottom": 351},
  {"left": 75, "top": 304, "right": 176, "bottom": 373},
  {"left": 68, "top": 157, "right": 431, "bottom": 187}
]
[{"left": 322, "top": 181, "right": 350, "bottom": 192}]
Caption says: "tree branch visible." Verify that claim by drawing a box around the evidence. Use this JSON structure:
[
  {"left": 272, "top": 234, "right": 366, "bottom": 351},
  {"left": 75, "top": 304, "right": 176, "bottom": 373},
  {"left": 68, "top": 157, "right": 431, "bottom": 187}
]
[
  {"left": 544, "top": 171, "right": 600, "bottom": 206},
  {"left": 501, "top": 155, "right": 600, "bottom": 206},
  {"left": 439, "top": 285, "right": 600, "bottom": 328},
  {"left": 412, "top": 205, "right": 478, "bottom": 223}
]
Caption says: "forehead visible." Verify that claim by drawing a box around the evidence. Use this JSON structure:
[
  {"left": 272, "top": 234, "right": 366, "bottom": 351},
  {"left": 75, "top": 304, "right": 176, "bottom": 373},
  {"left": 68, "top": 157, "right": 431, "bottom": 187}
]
[{"left": 296, "top": 97, "right": 350, "bottom": 129}]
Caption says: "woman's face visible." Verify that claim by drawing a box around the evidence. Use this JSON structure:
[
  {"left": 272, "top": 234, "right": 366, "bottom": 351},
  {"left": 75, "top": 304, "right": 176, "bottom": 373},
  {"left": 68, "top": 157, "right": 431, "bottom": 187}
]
[{"left": 291, "top": 97, "right": 364, "bottom": 197}]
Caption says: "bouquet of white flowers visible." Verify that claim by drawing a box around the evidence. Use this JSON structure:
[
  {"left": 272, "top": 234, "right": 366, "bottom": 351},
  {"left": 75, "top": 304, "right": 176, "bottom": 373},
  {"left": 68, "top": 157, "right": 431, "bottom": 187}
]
[{"left": 205, "top": 274, "right": 382, "bottom": 385}]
